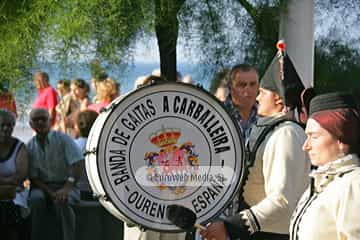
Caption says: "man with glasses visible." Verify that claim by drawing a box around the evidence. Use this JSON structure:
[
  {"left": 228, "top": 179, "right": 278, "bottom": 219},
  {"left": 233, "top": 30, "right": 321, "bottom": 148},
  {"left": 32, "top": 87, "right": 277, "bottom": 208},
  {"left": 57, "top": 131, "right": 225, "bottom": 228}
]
[{"left": 27, "top": 108, "right": 83, "bottom": 240}]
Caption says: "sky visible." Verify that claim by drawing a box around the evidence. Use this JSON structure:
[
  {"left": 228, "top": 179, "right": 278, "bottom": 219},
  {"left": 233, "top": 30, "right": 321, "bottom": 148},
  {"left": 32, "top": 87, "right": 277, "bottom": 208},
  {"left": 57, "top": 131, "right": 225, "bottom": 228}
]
[
  {"left": 16, "top": 1, "right": 360, "bottom": 120},
  {"left": 132, "top": 1, "right": 360, "bottom": 64},
  {"left": 314, "top": 1, "right": 360, "bottom": 49}
]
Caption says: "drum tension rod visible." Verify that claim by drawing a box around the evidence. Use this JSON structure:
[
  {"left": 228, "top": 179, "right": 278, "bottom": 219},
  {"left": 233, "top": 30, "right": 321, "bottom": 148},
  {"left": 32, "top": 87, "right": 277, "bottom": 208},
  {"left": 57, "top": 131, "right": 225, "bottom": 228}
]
[
  {"left": 100, "top": 102, "right": 116, "bottom": 113},
  {"left": 84, "top": 148, "right": 97, "bottom": 156},
  {"left": 93, "top": 193, "right": 109, "bottom": 201}
]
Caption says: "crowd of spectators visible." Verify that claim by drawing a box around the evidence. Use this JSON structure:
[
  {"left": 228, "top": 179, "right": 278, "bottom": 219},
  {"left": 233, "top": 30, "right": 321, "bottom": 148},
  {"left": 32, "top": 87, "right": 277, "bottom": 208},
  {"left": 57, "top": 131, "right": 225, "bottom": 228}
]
[{"left": 1, "top": 66, "right": 359, "bottom": 240}]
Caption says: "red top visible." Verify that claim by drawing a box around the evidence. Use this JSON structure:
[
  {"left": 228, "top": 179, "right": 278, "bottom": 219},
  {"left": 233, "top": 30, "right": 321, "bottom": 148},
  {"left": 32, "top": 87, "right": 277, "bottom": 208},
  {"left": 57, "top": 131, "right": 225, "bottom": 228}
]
[
  {"left": 0, "top": 92, "right": 17, "bottom": 117},
  {"left": 32, "top": 86, "right": 58, "bottom": 125}
]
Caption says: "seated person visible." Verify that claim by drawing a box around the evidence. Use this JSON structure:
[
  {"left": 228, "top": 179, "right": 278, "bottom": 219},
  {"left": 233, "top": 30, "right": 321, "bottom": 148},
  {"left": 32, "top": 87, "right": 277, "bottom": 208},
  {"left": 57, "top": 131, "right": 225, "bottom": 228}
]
[
  {"left": 27, "top": 108, "right": 83, "bottom": 240},
  {"left": 0, "top": 109, "right": 29, "bottom": 240},
  {"left": 74, "top": 110, "right": 98, "bottom": 199}
]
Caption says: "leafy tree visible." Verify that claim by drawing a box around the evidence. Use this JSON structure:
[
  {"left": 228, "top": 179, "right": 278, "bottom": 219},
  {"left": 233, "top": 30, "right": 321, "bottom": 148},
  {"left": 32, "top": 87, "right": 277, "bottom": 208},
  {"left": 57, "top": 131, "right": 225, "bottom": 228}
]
[
  {"left": 153, "top": 0, "right": 186, "bottom": 81},
  {"left": 314, "top": 39, "right": 360, "bottom": 101},
  {"left": 1, "top": 0, "right": 360, "bottom": 102},
  {"left": 0, "top": 0, "right": 43, "bottom": 88},
  {"left": 178, "top": 0, "right": 288, "bottom": 83},
  {"left": 0, "top": 0, "right": 285, "bottom": 85},
  {"left": 234, "top": 0, "right": 285, "bottom": 73},
  {"left": 0, "top": 0, "right": 189, "bottom": 86}
]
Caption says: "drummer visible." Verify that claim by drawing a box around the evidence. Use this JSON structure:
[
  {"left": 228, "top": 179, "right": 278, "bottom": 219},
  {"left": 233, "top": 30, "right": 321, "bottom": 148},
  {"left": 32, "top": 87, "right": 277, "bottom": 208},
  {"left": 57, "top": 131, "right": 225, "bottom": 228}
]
[
  {"left": 200, "top": 54, "right": 311, "bottom": 240},
  {"left": 290, "top": 92, "right": 360, "bottom": 240}
]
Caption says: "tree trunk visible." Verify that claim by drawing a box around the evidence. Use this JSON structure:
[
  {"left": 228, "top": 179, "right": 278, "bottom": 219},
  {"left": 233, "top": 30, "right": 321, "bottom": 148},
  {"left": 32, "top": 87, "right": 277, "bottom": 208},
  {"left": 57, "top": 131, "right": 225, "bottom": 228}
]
[{"left": 154, "top": 0, "right": 185, "bottom": 82}]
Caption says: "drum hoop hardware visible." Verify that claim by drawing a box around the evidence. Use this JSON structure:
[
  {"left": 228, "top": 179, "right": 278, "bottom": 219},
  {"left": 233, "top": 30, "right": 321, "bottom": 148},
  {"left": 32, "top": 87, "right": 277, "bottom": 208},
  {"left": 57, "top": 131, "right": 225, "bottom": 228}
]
[
  {"left": 85, "top": 82, "right": 246, "bottom": 232},
  {"left": 84, "top": 147, "right": 97, "bottom": 156},
  {"left": 100, "top": 102, "right": 116, "bottom": 113},
  {"left": 93, "top": 193, "right": 108, "bottom": 201}
]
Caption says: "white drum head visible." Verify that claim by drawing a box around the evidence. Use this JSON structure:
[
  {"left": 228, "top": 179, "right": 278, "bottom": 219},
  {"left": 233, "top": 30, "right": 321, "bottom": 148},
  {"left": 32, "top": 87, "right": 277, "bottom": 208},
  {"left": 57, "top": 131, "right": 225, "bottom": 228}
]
[{"left": 86, "top": 82, "right": 245, "bottom": 232}]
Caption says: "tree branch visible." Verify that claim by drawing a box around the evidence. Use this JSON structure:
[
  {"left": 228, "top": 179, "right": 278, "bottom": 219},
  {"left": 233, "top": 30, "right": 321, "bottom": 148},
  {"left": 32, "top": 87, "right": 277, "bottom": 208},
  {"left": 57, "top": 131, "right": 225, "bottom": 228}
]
[
  {"left": 205, "top": 0, "right": 219, "bottom": 33},
  {"left": 236, "top": 0, "right": 258, "bottom": 23}
]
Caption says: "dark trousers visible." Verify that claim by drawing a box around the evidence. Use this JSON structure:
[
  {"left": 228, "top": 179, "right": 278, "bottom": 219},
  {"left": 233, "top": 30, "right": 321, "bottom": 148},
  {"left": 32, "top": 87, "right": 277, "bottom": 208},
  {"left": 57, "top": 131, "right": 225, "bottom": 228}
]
[
  {"left": 185, "top": 230, "right": 289, "bottom": 240},
  {"left": 250, "top": 232, "right": 289, "bottom": 240},
  {"left": 18, "top": 216, "right": 31, "bottom": 240}
]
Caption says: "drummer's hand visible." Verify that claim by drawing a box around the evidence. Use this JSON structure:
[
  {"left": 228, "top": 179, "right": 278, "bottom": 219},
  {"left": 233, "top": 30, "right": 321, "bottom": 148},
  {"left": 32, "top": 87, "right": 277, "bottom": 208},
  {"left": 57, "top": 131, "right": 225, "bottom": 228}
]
[
  {"left": 54, "top": 184, "right": 72, "bottom": 204},
  {"left": 200, "top": 221, "right": 228, "bottom": 240}
]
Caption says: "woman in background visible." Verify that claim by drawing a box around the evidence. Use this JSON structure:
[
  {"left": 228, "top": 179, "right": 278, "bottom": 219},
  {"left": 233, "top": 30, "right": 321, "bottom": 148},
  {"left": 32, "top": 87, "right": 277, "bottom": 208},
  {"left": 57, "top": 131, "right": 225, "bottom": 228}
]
[
  {"left": 87, "top": 77, "right": 119, "bottom": 113},
  {"left": 65, "top": 78, "right": 91, "bottom": 138},
  {"left": 0, "top": 109, "right": 29, "bottom": 240},
  {"left": 55, "top": 79, "right": 78, "bottom": 137},
  {"left": 70, "top": 78, "right": 91, "bottom": 112}
]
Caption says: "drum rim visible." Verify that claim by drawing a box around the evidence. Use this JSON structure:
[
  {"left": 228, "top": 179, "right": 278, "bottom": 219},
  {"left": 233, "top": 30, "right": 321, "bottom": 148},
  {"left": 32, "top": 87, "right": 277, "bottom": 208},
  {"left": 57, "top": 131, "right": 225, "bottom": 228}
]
[{"left": 91, "top": 82, "right": 246, "bottom": 232}]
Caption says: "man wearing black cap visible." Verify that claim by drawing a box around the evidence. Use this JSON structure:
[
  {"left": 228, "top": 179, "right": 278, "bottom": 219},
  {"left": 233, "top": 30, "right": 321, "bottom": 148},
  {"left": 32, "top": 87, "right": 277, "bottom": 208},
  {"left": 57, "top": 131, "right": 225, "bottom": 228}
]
[{"left": 201, "top": 50, "right": 311, "bottom": 240}]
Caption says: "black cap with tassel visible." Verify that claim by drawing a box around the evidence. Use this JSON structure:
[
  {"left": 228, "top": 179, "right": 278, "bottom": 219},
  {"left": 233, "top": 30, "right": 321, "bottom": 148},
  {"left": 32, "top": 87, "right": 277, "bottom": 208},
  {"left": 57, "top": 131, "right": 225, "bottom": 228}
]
[{"left": 260, "top": 40, "right": 305, "bottom": 110}]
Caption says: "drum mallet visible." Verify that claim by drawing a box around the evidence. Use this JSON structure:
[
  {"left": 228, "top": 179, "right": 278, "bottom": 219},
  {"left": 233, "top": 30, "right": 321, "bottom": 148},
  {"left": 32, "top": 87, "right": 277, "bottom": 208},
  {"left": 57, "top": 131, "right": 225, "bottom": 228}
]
[{"left": 167, "top": 204, "right": 206, "bottom": 231}]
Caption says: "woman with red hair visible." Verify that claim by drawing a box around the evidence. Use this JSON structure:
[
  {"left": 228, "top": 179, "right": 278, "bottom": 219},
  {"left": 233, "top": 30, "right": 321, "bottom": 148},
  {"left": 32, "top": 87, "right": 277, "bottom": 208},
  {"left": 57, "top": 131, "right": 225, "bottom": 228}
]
[{"left": 290, "top": 92, "right": 360, "bottom": 240}]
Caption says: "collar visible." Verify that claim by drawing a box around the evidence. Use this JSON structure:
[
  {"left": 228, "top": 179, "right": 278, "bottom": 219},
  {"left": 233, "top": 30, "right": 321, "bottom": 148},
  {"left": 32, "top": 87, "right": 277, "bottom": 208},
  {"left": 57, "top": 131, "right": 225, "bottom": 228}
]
[
  {"left": 35, "top": 130, "right": 53, "bottom": 145},
  {"left": 38, "top": 85, "right": 51, "bottom": 93},
  {"left": 256, "top": 112, "right": 288, "bottom": 127},
  {"left": 224, "top": 94, "right": 258, "bottom": 120},
  {"left": 310, "top": 154, "right": 359, "bottom": 193}
]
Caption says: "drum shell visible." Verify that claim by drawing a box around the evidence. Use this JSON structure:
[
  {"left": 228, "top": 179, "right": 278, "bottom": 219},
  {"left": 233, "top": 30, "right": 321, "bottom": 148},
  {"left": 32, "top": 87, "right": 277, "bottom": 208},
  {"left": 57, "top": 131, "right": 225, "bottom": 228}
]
[
  {"left": 85, "top": 82, "right": 245, "bottom": 232},
  {"left": 85, "top": 96, "right": 137, "bottom": 224}
]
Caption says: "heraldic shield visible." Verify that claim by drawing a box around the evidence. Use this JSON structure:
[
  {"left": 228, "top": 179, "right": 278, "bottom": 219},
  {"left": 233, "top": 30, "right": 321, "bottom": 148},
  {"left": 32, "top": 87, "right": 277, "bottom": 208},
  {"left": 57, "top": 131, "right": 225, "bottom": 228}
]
[{"left": 85, "top": 82, "right": 245, "bottom": 232}]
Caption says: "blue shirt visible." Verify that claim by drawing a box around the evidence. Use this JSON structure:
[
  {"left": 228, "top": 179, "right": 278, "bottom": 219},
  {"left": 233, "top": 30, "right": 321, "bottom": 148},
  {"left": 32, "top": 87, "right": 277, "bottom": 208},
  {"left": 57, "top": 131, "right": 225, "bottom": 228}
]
[
  {"left": 27, "top": 131, "right": 83, "bottom": 183},
  {"left": 222, "top": 95, "right": 258, "bottom": 217},
  {"left": 224, "top": 95, "right": 258, "bottom": 143}
]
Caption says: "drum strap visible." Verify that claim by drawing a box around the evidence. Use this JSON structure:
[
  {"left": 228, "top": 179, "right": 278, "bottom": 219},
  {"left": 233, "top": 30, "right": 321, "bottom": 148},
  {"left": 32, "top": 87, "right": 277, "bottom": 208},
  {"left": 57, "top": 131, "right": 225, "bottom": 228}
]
[{"left": 237, "top": 118, "right": 303, "bottom": 212}]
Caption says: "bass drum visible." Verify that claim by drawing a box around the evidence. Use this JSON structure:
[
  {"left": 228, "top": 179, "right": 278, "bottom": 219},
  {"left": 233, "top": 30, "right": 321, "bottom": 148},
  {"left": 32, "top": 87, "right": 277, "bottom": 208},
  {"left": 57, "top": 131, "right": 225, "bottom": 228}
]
[{"left": 85, "top": 82, "right": 245, "bottom": 232}]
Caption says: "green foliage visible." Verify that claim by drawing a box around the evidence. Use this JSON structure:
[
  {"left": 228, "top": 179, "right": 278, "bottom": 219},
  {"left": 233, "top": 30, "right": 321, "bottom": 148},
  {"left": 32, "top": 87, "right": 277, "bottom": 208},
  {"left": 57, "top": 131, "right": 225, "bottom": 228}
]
[
  {"left": 0, "top": 0, "right": 152, "bottom": 87},
  {"left": 1, "top": 0, "right": 360, "bottom": 106},
  {"left": 179, "top": 0, "right": 284, "bottom": 80},
  {"left": 42, "top": 0, "right": 151, "bottom": 66},
  {"left": 314, "top": 39, "right": 360, "bottom": 102},
  {"left": 179, "top": 0, "right": 238, "bottom": 82},
  {"left": 237, "top": 0, "right": 283, "bottom": 75},
  {"left": 0, "top": 0, "right": 43, "bottom": 89},
  {"left": 89, "top": 59, "right": 108, "bottom": 80}
]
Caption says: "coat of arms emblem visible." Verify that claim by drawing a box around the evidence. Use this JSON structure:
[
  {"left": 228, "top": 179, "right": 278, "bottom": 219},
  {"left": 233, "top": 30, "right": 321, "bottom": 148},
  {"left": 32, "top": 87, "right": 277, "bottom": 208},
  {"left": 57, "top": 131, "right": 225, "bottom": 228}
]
[{"left": 144, "top": 126, "right": 199, "bottom": 194}]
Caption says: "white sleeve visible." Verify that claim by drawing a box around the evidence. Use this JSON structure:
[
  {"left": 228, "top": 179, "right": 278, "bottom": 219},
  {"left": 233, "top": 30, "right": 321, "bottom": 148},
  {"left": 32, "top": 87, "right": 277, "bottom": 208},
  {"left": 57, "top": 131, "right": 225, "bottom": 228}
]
[
  {"left": 336, "top": 174, "right": 360, "bottom": 240},
  {"left": 250, "top": 124, "right": 310, "bottom": 230}
]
